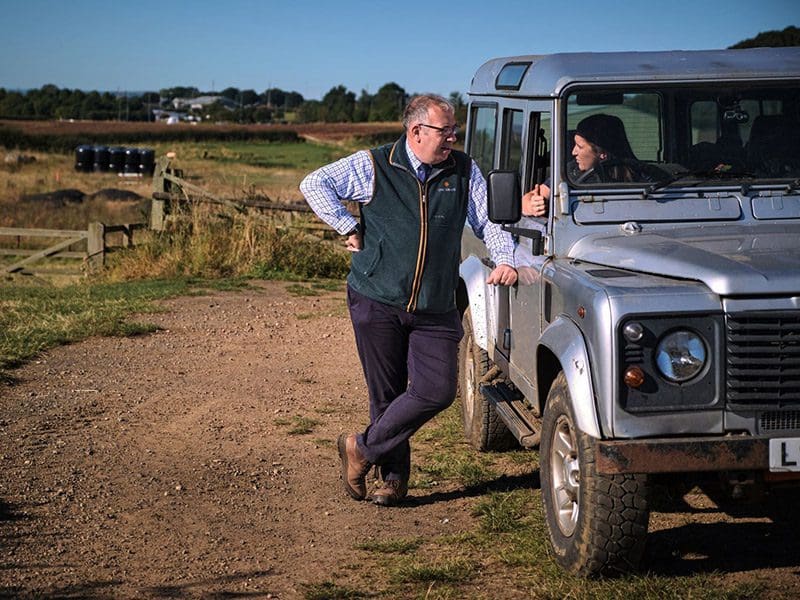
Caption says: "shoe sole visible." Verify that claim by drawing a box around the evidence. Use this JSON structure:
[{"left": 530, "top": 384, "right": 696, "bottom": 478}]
[
  {"left": 337, "top": 433, "right": 366, "bottom": 501},
  {"left": 372, "top": 495, "right": 404, "bottom": 507},
  {"left": 371, "top": 486, "right": 408, "bottom": 507}
]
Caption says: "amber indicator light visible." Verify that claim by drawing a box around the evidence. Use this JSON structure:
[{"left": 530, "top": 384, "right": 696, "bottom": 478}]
[{"left": 624, "top": 366, "right": 645, "bottom": 388}]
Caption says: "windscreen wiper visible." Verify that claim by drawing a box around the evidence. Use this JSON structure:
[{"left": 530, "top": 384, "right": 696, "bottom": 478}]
[{"left": 644, "top": 169, "right": 756, "bottom": 196}]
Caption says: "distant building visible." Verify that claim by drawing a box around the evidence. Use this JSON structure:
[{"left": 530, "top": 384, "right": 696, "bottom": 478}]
[
  {"left": 171, "top": 95, "right": 237, "bottom": 111},
  {"left": 152, "top": 109, "right": 200, "bottom": 123}
]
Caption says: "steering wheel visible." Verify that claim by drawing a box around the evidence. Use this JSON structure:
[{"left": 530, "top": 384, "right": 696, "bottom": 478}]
[
  {"left": 574, "top": 166, "right": 598, "bottom": 184},
  {"left": 574, "top": 158, "right": 656, "bottom": 184},
  {"left": 574, "top": 157, "right": 624, "bottom": 184}
]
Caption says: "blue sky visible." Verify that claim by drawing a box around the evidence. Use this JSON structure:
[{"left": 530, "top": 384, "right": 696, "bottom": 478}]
[{"left": 0, "top": 0, "right": 796, "bottom": 100}]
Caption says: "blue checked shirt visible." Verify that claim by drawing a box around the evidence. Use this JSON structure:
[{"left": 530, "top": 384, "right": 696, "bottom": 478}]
[{"left": 300, "top": 140, "right": 515, "bottom": 268}]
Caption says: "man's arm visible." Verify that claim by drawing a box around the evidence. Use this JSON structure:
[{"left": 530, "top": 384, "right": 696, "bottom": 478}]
[
  {"left": 299, "top": 150, "right": 374, "bottom": 235},
  {"left": 466, "top": 160, "right": 517, "bottom": 286}
]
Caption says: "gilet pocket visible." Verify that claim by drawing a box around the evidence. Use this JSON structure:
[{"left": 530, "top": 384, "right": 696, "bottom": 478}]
[{"left": 356, "top": 238, "right": 383, "bottom": 277}]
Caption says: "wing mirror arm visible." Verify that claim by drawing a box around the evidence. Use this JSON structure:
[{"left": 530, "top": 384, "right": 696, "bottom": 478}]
[{"left": 502, "top": 225, "right": 543, "bottom": 255}]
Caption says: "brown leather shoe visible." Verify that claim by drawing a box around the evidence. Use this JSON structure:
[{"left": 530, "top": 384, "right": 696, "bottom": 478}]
[
  {"left": 337, "top": 433, "right": 371, "bottom": 500},
  {"left": 372, "top": 479, "right": 408, "bottom": 506}
]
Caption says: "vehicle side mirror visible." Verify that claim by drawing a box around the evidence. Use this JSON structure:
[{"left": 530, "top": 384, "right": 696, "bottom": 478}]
[{"left": 487, "top": 170, "right": 521, "bottom": 224}]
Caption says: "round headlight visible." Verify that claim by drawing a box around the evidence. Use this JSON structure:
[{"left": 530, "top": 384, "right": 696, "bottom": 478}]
[{"left": 655, "top": 330, "right": 707, "bottom": 382}]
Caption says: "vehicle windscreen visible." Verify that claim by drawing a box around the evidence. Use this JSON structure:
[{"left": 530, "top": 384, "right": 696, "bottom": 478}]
[{"left": 564, "top": 84, "right": 800, "bottom": 189}]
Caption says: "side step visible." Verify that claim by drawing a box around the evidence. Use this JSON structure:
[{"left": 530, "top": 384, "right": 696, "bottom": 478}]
[{"left": 480, "top": 383, "right": 541, "bottom": 448}]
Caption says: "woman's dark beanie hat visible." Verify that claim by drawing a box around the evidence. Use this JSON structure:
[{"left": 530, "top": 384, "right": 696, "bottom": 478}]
[{"left": 576, "top": 114, "right": 636, "bottom": 159}]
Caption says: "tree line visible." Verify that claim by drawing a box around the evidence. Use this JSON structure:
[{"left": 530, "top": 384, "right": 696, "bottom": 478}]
[
  {"left": 3, "top": 25, "right": 793, "bottom": 125},
  {"left": 0, "top": 81, "right": 466, "bottom": 124},
  {"left": 728, "top": 25, "right": 799, "bottom": 49},
  {"left": 0, "top": 85, "right": 305, "bottom": 123}
]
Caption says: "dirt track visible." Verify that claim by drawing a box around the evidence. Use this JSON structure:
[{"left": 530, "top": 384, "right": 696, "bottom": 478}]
[
  {"left": 0, "top": 282, "right": 488, "bottom": 598},
  {"left": 2, "top": 281, "right": 800, "bottom": 598}
]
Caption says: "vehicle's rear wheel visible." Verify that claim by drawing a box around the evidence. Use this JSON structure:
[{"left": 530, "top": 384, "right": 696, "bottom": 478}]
[
  {"left": 458, "top": 309, "right": 517, "bottom": 452},
  {"left": 540, "top": 371, "right": 650, "bottom": 576}
]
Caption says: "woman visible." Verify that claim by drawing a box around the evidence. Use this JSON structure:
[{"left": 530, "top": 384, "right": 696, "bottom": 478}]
[{"left": 522, "top": 113, "right": 638, "bottom": 216}]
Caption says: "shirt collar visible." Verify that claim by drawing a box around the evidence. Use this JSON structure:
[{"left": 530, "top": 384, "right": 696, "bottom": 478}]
[{"left": 405, "top": 139, "right": 425, "bottom": 172}]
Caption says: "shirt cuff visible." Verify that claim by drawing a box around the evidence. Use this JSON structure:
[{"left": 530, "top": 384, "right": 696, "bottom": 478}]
[
  {"left": 336, "top": 218, "right": 359, "bottom": 236},
  {"left": 491, "top": 250, "right": 516, "bottom": 269}
]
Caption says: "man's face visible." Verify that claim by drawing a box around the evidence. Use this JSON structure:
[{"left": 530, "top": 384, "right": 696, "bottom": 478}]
[
  {"left": 572, "top": 134, "right": 603, "bottom": 172},
  {"left": 410, "top": 106, "right": 457, "bottom": 165}
]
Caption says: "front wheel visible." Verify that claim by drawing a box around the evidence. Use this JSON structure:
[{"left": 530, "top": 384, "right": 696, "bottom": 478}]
[{"left": 540, "top": 372, "right": 650, "bottom": 576}]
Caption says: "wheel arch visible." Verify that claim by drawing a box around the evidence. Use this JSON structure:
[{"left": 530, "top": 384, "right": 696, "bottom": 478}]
[{"left": 536, "top": 316, "right": 603, "bottom": 439}]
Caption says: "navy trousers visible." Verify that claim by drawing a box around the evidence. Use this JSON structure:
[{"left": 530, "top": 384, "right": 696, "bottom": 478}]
[{"left": 347, "top": 286, "right": 463, "bottom": 482}]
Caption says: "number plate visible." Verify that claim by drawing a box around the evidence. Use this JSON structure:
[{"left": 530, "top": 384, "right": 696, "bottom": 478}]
[{"left": 769, "top": 438, "right": 800, "bottom": 472}]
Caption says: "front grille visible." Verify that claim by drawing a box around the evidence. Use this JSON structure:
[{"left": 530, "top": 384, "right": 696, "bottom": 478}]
[
  {"left": 760, "top": 410, "right": 800, "bottom": 432},
  {"left": 726, "top": 311, "right": 800, "bottom": 406}
]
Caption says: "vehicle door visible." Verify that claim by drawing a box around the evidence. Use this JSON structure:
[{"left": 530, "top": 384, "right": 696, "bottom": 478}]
[{"left": 506, "top": 102, "right": 553, "bottom": 404}]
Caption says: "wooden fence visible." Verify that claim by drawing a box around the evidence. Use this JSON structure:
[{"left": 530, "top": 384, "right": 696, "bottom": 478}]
[
  {"left": 0, "top": 222, "right": 146, "bottom": 276},
  {"left": 149, "top": 155, "right": 340, "bottom": 240},
  {"left": 2, "top": 156, "right": 338, "bottom": 278}
]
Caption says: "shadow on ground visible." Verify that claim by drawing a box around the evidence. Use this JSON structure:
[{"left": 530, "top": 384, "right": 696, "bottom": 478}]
[
  {"left": 645, "top": 484, "right": 800, "bottom": 577},
  {"left": 403, "top": 471, "right": 539, "bottom": 507}
]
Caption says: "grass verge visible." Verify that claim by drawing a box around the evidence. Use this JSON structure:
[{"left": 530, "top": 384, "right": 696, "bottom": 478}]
[
  {"left": 0, "top": 277, "right": 245, "bottom": 383},
  {"left": 309, "top": 400, "right": 766, "bottom": 599}
]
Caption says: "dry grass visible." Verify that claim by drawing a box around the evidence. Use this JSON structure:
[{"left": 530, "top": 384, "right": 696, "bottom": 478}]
[
  {"left": 104, "top": 202, "right": 349, "bottom": 282},
  {"left": 1, "top": 122, "right": 400, "bottom": 212},
  {"left": 1, "top": 151, "right": 150, "bottom": 228},
  {"left": 1, "top": 121, "right": 396, "bottom": 282}
]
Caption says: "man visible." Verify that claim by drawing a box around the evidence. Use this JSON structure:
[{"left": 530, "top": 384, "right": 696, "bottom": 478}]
[{"left": 300, "top": 94, "right": 517, "bottom": 506}]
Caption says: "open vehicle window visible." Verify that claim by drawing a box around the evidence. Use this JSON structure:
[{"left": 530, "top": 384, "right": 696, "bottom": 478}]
[{"left": 524, "top": 112, "right": 551, "bottom": 193}]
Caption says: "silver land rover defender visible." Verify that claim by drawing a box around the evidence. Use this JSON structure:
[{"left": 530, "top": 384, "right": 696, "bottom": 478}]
[{"left": 458, "top": 47, "right": 800, "bottom": 576}]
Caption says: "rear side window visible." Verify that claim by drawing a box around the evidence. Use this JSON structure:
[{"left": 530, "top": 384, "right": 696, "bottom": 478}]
[
  {"left": 468, "top": 105, "right": 497, "bottom": 175},
  {"left": 500, "top": 109, "right": 524, "bottom": 173}
]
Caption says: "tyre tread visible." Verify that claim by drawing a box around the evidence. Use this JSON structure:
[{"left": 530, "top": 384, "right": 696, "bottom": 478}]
[{"left": 542, "top": 372, "right": 649, "bottom": 577}]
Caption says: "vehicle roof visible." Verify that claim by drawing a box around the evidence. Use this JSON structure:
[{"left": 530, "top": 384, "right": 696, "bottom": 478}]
[{"left": 469, "top": 48, "right": 800, "bottom": 98}]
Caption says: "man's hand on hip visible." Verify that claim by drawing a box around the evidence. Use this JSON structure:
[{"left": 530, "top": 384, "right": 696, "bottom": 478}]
[
  {"left": 486, "top": 264, "right": 517, "bottom": 286},
  {"left": 345, "top": 232, "right": 362, "bottom": 252}
]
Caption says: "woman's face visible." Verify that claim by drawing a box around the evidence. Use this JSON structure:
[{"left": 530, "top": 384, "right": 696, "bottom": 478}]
[{"left": 572, "top": 134, "right": 604, "bottom": 172}]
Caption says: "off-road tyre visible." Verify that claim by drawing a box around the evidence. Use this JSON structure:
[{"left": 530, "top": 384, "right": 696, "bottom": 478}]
[
  {"left": 540, "top": 371, "right": 649, "bottom": 576},
  {"left": 458, "top": 309, "right": 517, "bottom": 452}
]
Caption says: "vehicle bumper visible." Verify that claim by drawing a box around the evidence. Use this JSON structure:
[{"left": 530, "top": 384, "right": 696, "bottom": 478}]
[{"left": 595, "top": 436, "right": 768, "bottom": 475}]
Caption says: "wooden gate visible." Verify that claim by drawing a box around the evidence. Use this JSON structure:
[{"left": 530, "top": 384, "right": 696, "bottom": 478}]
[{"left": 1, "top": 223, "right": 144, "bottom": 276}]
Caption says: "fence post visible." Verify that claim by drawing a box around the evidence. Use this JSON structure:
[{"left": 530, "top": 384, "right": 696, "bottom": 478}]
[
  {"left": 87, "top": 222, "right": 105, "bottom": 272},
  {"left": 150, "top": 198, "right": 166, "bottom": 231}
]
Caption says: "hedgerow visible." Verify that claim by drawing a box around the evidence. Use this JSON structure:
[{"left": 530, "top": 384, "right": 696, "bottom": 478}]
[{"left": 0, "top": 125, "right": 301, "bottom": 154}]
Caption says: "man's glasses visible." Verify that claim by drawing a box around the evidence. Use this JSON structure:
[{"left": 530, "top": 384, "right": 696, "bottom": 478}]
[{"left": 420, "top": 123, "right": 459, "bottom": 137}]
